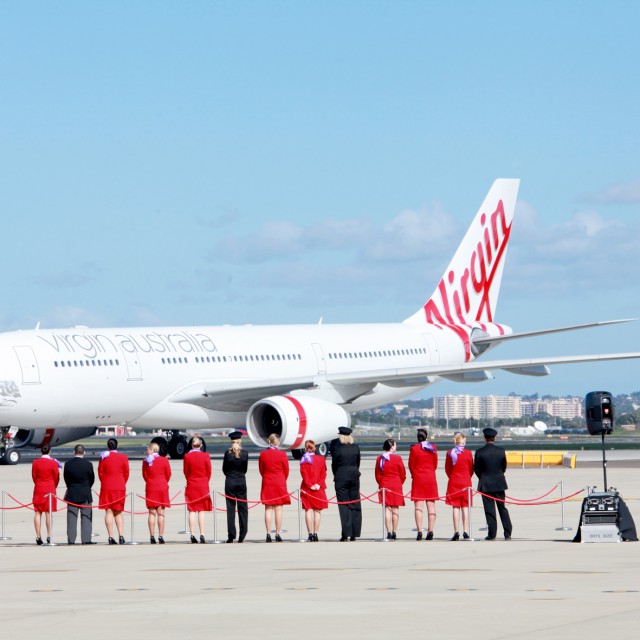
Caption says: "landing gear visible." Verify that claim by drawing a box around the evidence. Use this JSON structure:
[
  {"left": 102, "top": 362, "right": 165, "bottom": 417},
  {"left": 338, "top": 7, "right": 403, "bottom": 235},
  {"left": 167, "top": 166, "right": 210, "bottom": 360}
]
[
  {"left": 151, "top": 431, "right": 204, "bottom": 460},
  {"left": 3, "top": 448, "right": 20, "bottom": 465}
]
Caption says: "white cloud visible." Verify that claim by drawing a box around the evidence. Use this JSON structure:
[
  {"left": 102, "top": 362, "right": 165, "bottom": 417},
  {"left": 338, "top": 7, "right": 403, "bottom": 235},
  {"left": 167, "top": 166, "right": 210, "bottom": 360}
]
[{"left": 578, "top": 177, "right": 640, "bottom": 205}]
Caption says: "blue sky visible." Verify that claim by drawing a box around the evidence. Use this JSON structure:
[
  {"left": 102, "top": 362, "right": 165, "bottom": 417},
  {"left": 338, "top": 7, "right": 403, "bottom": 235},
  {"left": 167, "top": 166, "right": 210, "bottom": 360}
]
[{"left": 1, "top": 1, "right": 639, "bottom": 398}]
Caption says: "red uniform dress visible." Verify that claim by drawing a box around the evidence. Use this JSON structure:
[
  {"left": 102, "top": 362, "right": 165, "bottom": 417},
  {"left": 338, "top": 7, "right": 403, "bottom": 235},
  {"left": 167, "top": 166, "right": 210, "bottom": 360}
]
[
  {"left": 32, "top": 456, "right": 60, "bottom": 512},
  {"left": 259, "top": 447, "right": 291, "bottom": 506},
  {"left": 375, "top": 453, "right": 407, "bottom": 507},
  {"left": 445, "top": 447, "right": 474, "bottom": 507},
  {"left": 98, "top": 451, "right": 130, "bottom": 511},
  {"left": 183, "top": 450, "right": 213, "bottom": 511},
  {"left": 299, "top": 454, "right": 328, "bottom": 511},
  {"left": 142, "top": 454, "right": 172, "bottom": 509},
  {"left": 409, "top": 442, "right": 439, "bottom": 502}
]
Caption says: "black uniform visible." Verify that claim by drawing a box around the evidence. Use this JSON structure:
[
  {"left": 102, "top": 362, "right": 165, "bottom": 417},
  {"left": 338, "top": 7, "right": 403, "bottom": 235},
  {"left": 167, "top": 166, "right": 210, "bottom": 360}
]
[
  {"left": 63, "top": 456, "right": 95, "bottom": 544},
  {"left": 330, "top": 439, "right": 362, "bottom": 539},
  {"left": 222, "top": 449, "right": 249, "bottom": 542},
  {"left": 474, "top": 443, "right": 512, "bottom": 539}
]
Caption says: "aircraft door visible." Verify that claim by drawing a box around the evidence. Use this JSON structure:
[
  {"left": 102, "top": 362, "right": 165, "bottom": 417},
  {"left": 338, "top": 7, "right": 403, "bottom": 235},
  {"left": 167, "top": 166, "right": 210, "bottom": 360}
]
[
  {"left": 311, "top": 343, "right": 327, "bottom": 374},
  {"left": 120, "top": 349, "right": 142, "bottom": 381},
  {"left": 13, "top": 346, "right": 41, "bottom": 384},
  {"left": 421, "top": 334, "right": 438, "bottom": 365}
]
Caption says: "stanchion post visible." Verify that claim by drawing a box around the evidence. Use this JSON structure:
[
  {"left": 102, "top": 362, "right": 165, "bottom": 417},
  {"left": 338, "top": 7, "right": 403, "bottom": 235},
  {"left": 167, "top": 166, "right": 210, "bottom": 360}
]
[
  {"left": 44, "top": 492, "right": 56, "bottom": 546},
  {"left": 466, "top": 486, "right": 475, "bottom": 541},
  {"left": 209, "top": 491, "right": 222, "bottom": 544},
  {"left": 295, "top": 490, "right": 306, "bottom": 542},
  {"left": 378, "top": 488, "right": 387, "bottom": 542},
  {"left": 555, "top": 481, "right": 572, "bottom": 531},
  {"left": 178, "top": 486, "right": 189, "bottom": 534},
  {"left": 0, "top": 491, "right": 12, "bottom": 541},
  {"left": 126, "top": 492, "right": 140, "bottom": 545}
]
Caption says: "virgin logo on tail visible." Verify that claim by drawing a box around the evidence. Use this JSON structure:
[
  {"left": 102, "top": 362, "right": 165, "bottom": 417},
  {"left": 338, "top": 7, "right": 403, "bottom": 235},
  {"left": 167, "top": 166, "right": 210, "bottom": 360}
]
[{"left": 424, "top": 199, "right": 511, "bottom": 327}]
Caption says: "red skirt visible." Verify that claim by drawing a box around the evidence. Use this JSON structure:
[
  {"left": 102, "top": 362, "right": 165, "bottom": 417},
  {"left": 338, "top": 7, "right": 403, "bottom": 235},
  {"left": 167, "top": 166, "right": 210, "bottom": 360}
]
[
  {"left": 99, "top": 489, "right": 127, "bottom": 511},
  {"left": 33, "top": 491, "right": 58, "bottom": 513},
  {"left": 410, "top": 477, "right": 439, "bottom": 502},
  {"left": 261, "top": 484, "right": 291, "bottom": 506},
  {"left": 301, "top": 488, "right": 328, "bottom": 511},
  {"left": 379, "top": 487, "right": 405, "bottom": 507},
  {"left": 185, "top": 484, "right": 212, "bottom": 512},
  {"left": 445, "top": 483, "right": 472, "bottom": 507},
  {"left": 145, "top": 489, "right": 171, "bottom": 509}
]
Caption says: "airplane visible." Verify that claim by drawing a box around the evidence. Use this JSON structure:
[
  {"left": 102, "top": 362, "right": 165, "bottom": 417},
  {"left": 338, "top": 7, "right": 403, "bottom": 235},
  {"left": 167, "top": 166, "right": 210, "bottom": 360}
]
[{"left": 1, "top": 178, "right": 639, "bottom": 465}]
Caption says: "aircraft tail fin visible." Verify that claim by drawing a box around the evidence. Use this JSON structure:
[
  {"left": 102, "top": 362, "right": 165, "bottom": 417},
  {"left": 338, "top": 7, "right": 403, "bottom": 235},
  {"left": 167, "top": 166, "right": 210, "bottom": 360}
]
[{"left": 404, "top": 178, "right": 520, "bottom": 326}]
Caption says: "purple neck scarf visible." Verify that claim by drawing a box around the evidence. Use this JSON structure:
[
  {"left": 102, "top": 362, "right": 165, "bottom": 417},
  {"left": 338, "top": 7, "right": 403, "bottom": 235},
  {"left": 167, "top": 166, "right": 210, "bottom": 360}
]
[
  {"left": 101, "top": 450, "right": 117, "bottom": 460},
  {"left": 145, "top": 452, "right": 159, "bottom": 466},
  {"left": 450, "top": 445, "right": 465, "bottom": 465},
  {"left": 301, "top": 451, "right": 314, "bottom": 464},
  {"left": 380, "top": 451, "right": 392, "bottom": 470},
  {"left": 420, "top": 441, "right": 436, "bottom": 453}
]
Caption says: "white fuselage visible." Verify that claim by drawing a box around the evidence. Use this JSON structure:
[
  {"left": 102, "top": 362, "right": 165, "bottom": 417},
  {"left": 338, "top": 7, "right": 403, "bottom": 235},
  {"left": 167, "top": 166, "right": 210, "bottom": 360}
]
[{"left": 0, "top": 322, "right": 468, "bottom": 430}]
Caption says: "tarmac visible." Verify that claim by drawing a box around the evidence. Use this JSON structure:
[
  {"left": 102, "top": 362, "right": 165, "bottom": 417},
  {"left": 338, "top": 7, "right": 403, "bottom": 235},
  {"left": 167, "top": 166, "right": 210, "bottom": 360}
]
[{"left": 1, "top": 449, "right": 639, "bottom": 639}]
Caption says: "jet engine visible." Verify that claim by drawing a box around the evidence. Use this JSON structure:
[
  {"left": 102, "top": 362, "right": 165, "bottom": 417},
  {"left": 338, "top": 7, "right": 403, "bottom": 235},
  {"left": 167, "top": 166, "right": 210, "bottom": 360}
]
[{"left": 246, "top": 396, "right": 351, "bottom": 449}]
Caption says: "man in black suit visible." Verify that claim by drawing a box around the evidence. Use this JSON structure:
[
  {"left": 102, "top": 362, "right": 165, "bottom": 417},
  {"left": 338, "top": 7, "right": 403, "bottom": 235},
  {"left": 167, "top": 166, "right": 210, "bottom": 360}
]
[
  {"left": 64, "top": 444, "right": 95, "bottom": 544},
  {"left": 474, "top": 428, "right": 512, "bottom": 541}
]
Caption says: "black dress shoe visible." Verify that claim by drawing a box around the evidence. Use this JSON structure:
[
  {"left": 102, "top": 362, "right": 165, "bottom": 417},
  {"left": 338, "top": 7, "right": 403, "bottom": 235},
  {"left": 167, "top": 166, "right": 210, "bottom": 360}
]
[
  {"left": 450, "top": 532, "right": 460, "bottom": 541},
  {"left": 227, "top": 537, "right": 234, "bottom": 543},
  {"left": 349, "top": 536, "right": 356, "bottom": 542},
  {"left": 275, "top": 533, "right": 283, "bottom": 542},
  {"left": 199, "top": 535, "right": 206, "bottom": 544},
  {"left": 416, "top": 532, "right": 423, "bottom": 541},
  {"left": 237, "top": 537, "right": 244, "bottom": 543},
  {"left": 36, "top": 537, "right": 43, "bottom": 546},
  {"left": 108, "top": 537, "right": 117, "bottom": 545},
  {"left": 82, "top": 541, "right": 96, "bottom": 545},
  {"left": 504, "top": 535, "right": 512, "bottom": 541},
  {"left": 190, "top": 535, "right": 198, "bottom": 544},
  {"left": 158, "top": 536, "right": 165, "bottom": 544},
  {"left": 485, "top": 536, "right": 496, "bottom": 541},
  {"left": 425, "top": 531, "right": 434, "bottom": 540},
  {"left": 150, "top": 536, "right": 157, "bottom": 544},
  {"left": 118, "top": 536, "right": 125, "bottom": 545},
  {"left": 265, "top": 534, "right": 272, "bottom": 543}
]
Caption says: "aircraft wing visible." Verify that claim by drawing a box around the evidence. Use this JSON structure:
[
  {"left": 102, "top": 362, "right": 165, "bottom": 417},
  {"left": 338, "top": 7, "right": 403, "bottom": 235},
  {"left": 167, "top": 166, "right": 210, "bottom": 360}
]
[{"left": 168, "top": 352, "right": 640, "bottom": 412}]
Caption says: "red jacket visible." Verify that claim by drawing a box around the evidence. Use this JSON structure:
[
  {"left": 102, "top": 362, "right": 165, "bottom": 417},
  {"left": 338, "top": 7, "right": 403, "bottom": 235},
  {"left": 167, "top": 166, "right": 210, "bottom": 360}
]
[{"left": 98, "top": 451, "right": 130, "bottom": 491}]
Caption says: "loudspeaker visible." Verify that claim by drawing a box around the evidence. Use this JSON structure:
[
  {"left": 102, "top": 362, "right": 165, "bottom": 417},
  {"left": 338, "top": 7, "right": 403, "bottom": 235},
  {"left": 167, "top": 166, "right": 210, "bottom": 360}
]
[{"left": 585, "top": 391, "right": 614, "bottom": 435}]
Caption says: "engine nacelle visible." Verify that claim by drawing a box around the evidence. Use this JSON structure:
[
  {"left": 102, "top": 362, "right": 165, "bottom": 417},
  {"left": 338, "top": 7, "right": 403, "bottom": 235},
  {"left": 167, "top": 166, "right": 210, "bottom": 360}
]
[{"left": 247, "top": 395, "right": 351, "bottom": 449}]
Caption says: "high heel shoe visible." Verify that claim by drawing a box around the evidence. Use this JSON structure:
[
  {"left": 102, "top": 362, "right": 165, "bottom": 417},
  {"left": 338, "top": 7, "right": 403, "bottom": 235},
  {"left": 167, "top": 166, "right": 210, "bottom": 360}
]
[
  {"left": 313, "top": 533, "right": 319, "bottom": 542},
  {"left": 36, "top": 537, "right": 43, "bottom": 546},
  {"left": 199, "top": 535, "right": 206, "bottom": 544},
  {"left": 416, "top": 532, "right": 423, "bottom": 541},
  {"left": 391, "top": 532, "right": 396, "bottom": 540},
  {"left": 190, "top": 535, "right": 198, "bottom": 544},
  {"left": 450, "top": 532, "right": 460, "bottom": 541},
  {"left": 308, "top": 533, "right": 314, "bottom": 542},
  {"left": 46, "top": 537, "right": 50, "bottom": 544},
  {"left": 108, "top": 537, "right": 117, "bottom": 545},
  {"left": 158, "top": 536, "right": 165, "bottom": 544},
  {"left": 463, "top": 532, "right": 470, "bottom": 540},
  {"left": 387, "top": 532, "right": 393, "bottom": 540},
  {"left": 265, "top": 534, "right": 272, "bottom": 543},
  {"left": 275, "top": 533, "right": 283, "bottom": 542},
  {"left": 118, "top": 536, "right": 125, "bottom": 545},
  {"left": 349, "top": 536, "right": 356, "bottom": 542},
  {"left": 339, "top": 536, "right": 348, "bottom": 542},
  {"left": 425, "top": 531, "right": 434, "bottom": 541},
  {"left": 150, "top": 536, "right": 157, "bottom": 544}
]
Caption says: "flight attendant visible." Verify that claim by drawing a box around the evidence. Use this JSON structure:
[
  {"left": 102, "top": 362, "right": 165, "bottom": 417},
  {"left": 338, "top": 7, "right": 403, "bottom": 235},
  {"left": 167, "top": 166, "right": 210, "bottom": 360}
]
[
  {"left": 258, "top": 433, "right": 290, "bottom": 542},
  {"left": 142, "top": 441, "right": 172, "bottom": 544},
  {"left": 445, "top": 432, "right": 474, "bottom": 541},
  {"left": 32, "top": 443, "right": 60, "bottom": 545},
  {"left": 183, "top": 436, "right": 212, "bottom": 543},
  {"left": 330, "top": 427, "right": 362, "bottom": 541},
  {"left": 98, "top": 437, "right": 130, "bottom": 545},
  {"left": 409, "top": 428, "right": 439, "bottom": 540},
  {"left": 299, "top": 440, "right": 328, "bottom": 541},
  {"left": 222, "top": 430, "right": 249, "bottom": 543},
  {"left": 375, "top": 438, "right": 406, "bottom": 540}
]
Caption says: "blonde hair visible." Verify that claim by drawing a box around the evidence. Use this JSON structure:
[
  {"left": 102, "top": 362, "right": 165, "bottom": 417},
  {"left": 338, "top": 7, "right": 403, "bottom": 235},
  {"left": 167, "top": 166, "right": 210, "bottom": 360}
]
[
  {"left": 339, "top": 433, "right": 353, "bottom": 445},
  {"left": 453, "top": 432, "right": 466, "bottom": 446},
  {"left": 191, "top": 436, "right": 203, "bottom": 449},
  {"left": 229, "top": 439, "right": 242, "bottom": 459},
  {"left": 268, "top": 433, "right": 280, "bottom": 447},
  {"left": 148, "top": 442, "right": 160, "bottom": 454}
]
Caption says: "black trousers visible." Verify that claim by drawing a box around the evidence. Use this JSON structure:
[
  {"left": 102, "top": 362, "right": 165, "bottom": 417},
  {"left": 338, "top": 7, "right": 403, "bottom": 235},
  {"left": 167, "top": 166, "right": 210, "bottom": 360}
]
[
  {"left": 67, "top": 503, "right": 92, "bottom": 544},
  {"left": 481, "top": 491, "right": 512, "bottom": 538},
  {"left": 335, "top": 479, "right": 362, "bottom": 538},
  {"left": 225, "top": 480, "right": 248, "bottom": 541}
]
